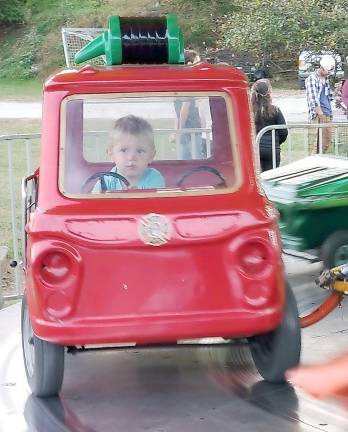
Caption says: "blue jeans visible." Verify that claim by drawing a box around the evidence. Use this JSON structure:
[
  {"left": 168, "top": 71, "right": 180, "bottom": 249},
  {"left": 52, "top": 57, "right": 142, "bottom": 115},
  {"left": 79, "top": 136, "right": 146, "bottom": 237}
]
[{"left": 180, "top": 133, "right": 207, "bottom": 159}]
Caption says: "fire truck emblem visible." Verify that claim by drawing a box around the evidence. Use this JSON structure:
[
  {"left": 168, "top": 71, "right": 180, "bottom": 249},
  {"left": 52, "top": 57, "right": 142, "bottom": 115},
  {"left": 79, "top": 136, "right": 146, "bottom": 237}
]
[{"left": 138, "top": 213, "right": 171, "bottom": 246}]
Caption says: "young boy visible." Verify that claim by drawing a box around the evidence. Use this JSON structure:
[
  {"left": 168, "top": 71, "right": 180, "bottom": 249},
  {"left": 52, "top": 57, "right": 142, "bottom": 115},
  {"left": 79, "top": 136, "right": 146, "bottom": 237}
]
[{"left": 93, "top": 115, "right": 165, "bottom": 192}]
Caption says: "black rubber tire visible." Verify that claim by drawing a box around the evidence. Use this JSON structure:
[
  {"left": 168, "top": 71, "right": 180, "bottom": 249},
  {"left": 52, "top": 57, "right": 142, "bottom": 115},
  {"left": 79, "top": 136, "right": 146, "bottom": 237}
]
[
  {"left": 321, "top": 231, "right": 348, "bottom": 269},
  {"left": 21, "top": 295, "right": 65, "bottom": 397},
  {"left": 248, "top": 285, "right": 301, "bottom": 383}
]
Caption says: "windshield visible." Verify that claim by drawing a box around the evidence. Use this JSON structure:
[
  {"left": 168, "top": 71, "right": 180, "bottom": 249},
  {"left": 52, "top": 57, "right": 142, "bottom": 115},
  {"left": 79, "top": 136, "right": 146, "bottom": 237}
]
[{"left": 59, "top": 93, "right": 240, "bottom": 197}]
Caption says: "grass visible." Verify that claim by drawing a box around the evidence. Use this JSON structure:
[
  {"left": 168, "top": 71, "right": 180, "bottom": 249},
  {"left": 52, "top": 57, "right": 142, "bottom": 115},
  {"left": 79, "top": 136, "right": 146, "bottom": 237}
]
[
  {"left": 0, "top": 0, "right": 167, "bottom": 81},
  {"left": 0, "top": 79, "right": 43, "bottom": 101},
  {"left": 271, "top": 75, "right": 300, "bottom": 91},
  {"left": 0, "top": 118, "right": 41, "bottom": 135},
  {"left": 0, "top": 75, "right": 302, "bottom": 100},
  {"left": 281, "top": 125, "right": 348, "bottom": 165}
]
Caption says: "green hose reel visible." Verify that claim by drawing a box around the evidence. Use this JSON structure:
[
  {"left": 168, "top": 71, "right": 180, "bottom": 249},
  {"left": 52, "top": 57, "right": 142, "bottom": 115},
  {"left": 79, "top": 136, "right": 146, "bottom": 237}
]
[{"left": 74, "top": 15, "right": 184, "bottom": 66}]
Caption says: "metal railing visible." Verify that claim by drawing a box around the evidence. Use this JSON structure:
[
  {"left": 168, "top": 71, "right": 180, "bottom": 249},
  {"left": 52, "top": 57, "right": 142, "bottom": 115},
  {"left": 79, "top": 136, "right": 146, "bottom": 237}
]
[
  {"left": 0, "top": 133, "right": 40, "bottom": 299},
  {"left": 83, "top": 128, "right": 212, "bottom": 161},
  {"left": 2, "top": 124, "right": 347, "bottom": 298},
  {"left": 256, "top": 122, "right": 348, "bottom": 170},
  {"left": 0, "top": 128, "right": 211, "bottom": 300}
]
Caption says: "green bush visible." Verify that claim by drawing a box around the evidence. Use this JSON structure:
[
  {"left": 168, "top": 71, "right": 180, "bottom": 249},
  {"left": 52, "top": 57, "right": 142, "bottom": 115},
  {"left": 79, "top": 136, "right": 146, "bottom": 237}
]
[
  {"left": 3, "top": 0, "right": 346, "bottom": 80},
  {"left": 0, "top": 0, "right": 26, "bottom": 24},
  {"left": 0, "top": 28, "right": 43, "bottom": 79},
  {"left": 219, "top": 0, "right": 348, "bottom": 61},
  {"left": 0, "top": 0, "right": 106, "bottom": 79}
]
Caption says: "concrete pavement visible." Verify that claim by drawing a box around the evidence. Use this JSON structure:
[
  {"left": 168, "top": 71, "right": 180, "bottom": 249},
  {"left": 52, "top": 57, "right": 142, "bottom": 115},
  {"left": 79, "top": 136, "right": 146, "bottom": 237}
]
[{"left": 0, "top": 96, "right": 310, "bottom": 122}]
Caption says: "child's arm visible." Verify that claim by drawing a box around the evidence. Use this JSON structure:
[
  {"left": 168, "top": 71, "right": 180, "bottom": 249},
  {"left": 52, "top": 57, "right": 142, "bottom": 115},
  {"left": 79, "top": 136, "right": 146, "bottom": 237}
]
[{"left": 91, "top": 180, "right": 102, "bottom": 193}]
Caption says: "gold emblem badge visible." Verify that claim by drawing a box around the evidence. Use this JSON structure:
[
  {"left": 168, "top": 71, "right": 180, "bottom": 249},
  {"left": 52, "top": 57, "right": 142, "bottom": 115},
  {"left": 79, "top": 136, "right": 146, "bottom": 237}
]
[{"left": 138, "top": 213, "right": 171, "bottom": 246}]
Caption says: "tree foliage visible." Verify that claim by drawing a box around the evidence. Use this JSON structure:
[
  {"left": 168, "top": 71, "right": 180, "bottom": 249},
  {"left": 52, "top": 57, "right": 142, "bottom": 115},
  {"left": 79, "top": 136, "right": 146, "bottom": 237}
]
[
  {"left": 219, "top": 0, "right": 348, "bottom": 60},
  {"left": 162, "top": 0, "right": 238, "bottom": 47},
  {"left": 0, "top": 0, "right": 26, "bottom": 24},
  {"left": 1, "top": 0, "right": 347, "bottom": 78}
]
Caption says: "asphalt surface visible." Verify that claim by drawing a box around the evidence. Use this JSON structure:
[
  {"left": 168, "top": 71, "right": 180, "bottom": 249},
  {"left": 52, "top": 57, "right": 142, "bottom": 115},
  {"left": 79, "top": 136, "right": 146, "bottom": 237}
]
[
  {"left": 0, "top": 96, "right": 346, "bottom": 124},
  {"left": 1, "top": 256, "right": 348, "bottom": 432},
  {"left": 0, "top": 96, "right": 309, "bottom": 122},
  {"left": 1, "top": 94, "right": 348, "bottom": 431}
]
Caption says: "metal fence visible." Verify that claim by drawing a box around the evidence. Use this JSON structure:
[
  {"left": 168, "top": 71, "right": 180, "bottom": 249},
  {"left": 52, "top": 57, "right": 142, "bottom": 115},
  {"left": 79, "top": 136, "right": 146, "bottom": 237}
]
[
  {"left": 0, "top": 134, "right": 40, "bottom": 299},
  {"left": 0, "top": 129, "right": 212, "bottom": 299},
  {"left": 61, "top": 28, "right": 105, "bottom": 67},
  {"left": 256, "top": 122, "right": 348, "bottom": 170},
  {"left": 2, "top": 123, "right": 348, "bottom": 299}
]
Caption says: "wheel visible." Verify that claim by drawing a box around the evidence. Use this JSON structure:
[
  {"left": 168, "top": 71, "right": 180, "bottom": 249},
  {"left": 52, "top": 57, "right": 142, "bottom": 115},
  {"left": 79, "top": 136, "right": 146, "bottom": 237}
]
[
  {"left": 177, "top": 165, "right": 227, "bottom": 188},
  {"left": 248, "top": 284, "right": 301, "bottom": 383},
  {"left": 321, "top": 231, "right": 348, "bottom": 268},
  {"left": 21, "top": 295, "right": 65, "bottom": 397},
  {"left": 82, "top": 171, "right": 130, "bottom": 192}
]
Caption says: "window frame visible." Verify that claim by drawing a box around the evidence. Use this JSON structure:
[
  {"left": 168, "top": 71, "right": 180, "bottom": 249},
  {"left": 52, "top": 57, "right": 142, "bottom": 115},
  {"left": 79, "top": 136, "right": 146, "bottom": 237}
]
[{"left": 59, "top": 91, "right": 242, "bottom": 199}]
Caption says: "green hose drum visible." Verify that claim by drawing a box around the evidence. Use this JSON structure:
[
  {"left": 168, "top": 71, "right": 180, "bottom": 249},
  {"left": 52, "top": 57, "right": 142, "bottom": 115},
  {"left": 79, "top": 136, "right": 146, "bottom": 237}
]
[{"left": 74, "top": 15, "right": 184, "bottom": 65}]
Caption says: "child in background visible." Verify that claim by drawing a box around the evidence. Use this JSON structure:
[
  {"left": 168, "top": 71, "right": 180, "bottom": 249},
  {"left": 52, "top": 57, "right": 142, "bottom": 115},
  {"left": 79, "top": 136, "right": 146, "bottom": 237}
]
[
  {"left": 93, "top": 115, "right": 165, "bottom": 192},
  {"left": 171, "top": 49, "right": 206, "bottom": 159}
]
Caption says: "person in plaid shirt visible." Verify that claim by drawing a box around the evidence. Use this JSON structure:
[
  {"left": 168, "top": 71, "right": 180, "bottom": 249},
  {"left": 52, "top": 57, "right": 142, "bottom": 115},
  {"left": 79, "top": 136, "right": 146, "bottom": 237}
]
[{"left": 305, "top": 55, "right": 335, "bottom": 154}]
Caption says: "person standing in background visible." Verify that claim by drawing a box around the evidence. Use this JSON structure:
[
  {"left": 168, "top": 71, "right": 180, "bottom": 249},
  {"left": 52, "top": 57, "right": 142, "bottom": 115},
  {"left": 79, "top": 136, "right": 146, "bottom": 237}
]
[
  {"left": 342, "top": 79, "right": 348, "bottom": 117},
  {"left": 251, "top": 79, "right": 288, "bottom": 172},
  {"left": 305, "top": 55, "right": 335, "bottom": 154},
  {"left": 171, "top": 50, "right": 205, "bottom": 159}
]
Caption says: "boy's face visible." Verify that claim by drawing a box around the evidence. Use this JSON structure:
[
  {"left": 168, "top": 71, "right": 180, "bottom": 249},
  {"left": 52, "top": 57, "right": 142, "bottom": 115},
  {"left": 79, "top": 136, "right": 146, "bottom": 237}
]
[{"left": 108, "top": 132, "right": 155, "bottom": 183}]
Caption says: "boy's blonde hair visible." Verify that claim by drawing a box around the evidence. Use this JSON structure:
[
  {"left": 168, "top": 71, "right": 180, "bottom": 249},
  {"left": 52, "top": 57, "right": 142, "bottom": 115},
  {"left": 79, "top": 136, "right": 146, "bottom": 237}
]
[{"left": 109, "top": 115, "right": 155, "bottom": 150}]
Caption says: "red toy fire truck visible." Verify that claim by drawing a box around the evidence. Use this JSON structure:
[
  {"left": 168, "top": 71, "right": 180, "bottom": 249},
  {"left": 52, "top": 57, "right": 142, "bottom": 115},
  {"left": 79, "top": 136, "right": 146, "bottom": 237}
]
[{"left": 21, "top": 15, "right": 301, "bottom": 397}]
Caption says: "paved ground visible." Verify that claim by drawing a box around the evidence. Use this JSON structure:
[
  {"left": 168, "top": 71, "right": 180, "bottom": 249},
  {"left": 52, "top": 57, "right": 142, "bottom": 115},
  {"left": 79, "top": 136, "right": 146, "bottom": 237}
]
[
  {"left": 0, "top": 102, "right": 42, "bottom": 119},
  {"left": 1, "top": 256, "right": 348, "bottom": 432},
  {"left": 0, "top": 96, "right": 309, "bottom": 121},
  {"left": 0, "top": 97, "right": 346, "bottom": 124}
]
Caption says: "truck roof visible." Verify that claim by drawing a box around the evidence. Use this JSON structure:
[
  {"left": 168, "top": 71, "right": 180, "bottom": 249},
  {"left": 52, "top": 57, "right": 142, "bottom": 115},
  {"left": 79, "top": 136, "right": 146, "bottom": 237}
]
[{"left": 44, "top": 63, "right": 248, "bottom": 93}]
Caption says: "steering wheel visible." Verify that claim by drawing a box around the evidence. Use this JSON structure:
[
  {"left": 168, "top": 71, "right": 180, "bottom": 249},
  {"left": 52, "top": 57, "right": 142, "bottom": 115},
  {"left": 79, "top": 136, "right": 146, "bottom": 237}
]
[
  {"left": 177, "top": 166, "right": 227, "bottom": 188},
  {"left": 83, "top": 171, "right": 130, "bottom": 192}
]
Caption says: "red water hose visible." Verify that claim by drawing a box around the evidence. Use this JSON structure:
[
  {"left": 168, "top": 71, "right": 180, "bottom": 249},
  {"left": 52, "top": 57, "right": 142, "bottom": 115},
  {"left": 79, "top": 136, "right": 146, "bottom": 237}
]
[{"left": 300, "top": 292, "right": 344, "bottom": 328}]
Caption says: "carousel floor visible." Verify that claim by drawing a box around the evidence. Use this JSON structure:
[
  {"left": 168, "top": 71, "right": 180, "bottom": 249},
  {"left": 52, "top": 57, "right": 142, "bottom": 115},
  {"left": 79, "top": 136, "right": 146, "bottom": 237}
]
[{"left": 1, "top": 257, "right": 348, "bottom": 432}]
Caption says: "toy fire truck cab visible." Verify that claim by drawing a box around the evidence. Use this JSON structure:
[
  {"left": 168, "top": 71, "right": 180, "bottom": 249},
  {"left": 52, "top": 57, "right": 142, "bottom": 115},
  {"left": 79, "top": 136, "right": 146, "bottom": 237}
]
[{"left": 21, "top": 16, "right": 301, "bottom": 397}]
